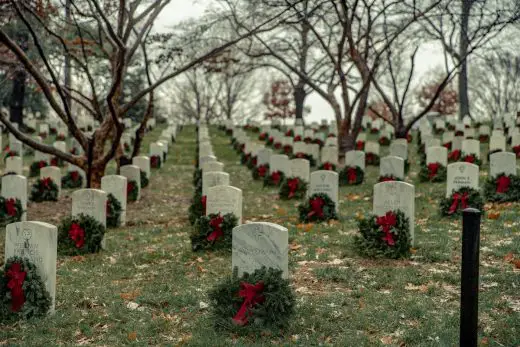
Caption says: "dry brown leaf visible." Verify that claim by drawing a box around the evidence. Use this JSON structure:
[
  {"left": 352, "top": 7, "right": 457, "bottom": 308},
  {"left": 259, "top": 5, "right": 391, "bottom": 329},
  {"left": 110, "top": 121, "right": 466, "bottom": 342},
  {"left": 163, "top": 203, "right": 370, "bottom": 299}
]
[
  {"left": 127, "top": 332, "right": 137, "bottom": 341},
  {"left": 70, "top": 255, "right": 86, "bottom": 262},
  {"left": 410, "top": 248, "right": 417, "bottom": 254},
  {"left": 487, "top": 211, "right": 501, "bottom": 220},
  {"left": 504, "top": 252, "right": 514, "bottom": 263},
  {"left": 290, "top": 244, "right": 302, "bottom": 251},
  {"left": 481, "top": 337, "right": 489, "bottom": 345},
  {"left": 405, "top": 283, "right": 429, "bottom": 293},
  {"left": 304, "top": 223, "right": 313, "bottom": 232},
  {"left": 276, "top": 207, "right": 287, "bottom": 216},
  {"left": 120, "top": 290, "right": 140, "bottom": 301},
  {"left": 380, "top": 336, "right": 394, "bottom": 344},
  {"left": 513, "top": 259, "right": 520, "bottom": 269}
]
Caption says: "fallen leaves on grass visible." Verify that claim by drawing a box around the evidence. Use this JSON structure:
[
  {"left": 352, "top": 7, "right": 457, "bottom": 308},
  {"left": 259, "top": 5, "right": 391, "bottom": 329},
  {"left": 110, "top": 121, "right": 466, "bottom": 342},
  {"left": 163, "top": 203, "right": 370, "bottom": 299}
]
[
  {"left": 404, "top": 283, "right": 429, "bottom": 293},
  {"left": 120, "top": 290, "right": 141, "bottom": 301},
  {"left": 296, "top": 223, "right": 314, "bottom": 232},
  {"left": 70, "top": 255, "right": 86, "bottom": 262},
  {"left": 128, "top": 332, "right": 137, "bottom": 341},
  {"left": 487, "top": 211, "right": 501, "bottom": 220}
]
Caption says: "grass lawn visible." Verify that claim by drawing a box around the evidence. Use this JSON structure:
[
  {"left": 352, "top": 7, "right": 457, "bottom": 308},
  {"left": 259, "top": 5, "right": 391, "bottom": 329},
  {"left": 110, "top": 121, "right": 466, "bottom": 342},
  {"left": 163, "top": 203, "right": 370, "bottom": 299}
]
[{"left": 1, "top": 125, "right": 519, "bottom": 346}]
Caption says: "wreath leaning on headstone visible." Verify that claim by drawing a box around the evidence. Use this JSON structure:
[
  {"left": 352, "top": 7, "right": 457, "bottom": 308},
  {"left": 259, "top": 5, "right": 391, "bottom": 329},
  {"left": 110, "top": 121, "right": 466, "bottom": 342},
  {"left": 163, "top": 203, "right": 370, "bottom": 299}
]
[
  {"left": 193, "top": 168, "right": 202, "bottom": 187},
  {"left": 317, "top": 162, "right": 336, "bottom": 171},
  {"left": 58, "top": 214, "right": 105, "bottom": 255},
  {"left": 339, "top": 166, "right": 364, "bottom": 186},
  {"left": 263, "top": 170, "right": 285, "bottom": 187},
  {"left": 291, "top": 152, "right": 315, "bottom": 167},
  {"left": 418, "top": 162, "right": 447, "bottom": 182},
  {"left": 378, "top": 175, "right": 401, "bottom": 183},
  {"left": 459, "top": 152, "right": 482, "bottom": 166},
  {"left": 482, "top": 173, "right": 520, "bottom": 203},
  {"left": 208, "top": 267, "right": 295, "bottom": 333},
  {"left": 29, "top": 160, "right": 48, "bottom": 177},
  {"left": 106, "top": 193, "right": 123, "bottom": 228},
  {"left": 150, "top": 155, "right": 162, "bottom": 169},
  {"left": 30, "top": 178, "right": 59, "bottom": 202},
  {"left": 366, "top": 152, "right": 380, "bottom": 166},
  {"left": 355, "top": 210, "right": 411, "bottom": 259},
  {"left": 127, "top": 180, "right": 139, "bottom": 202},
  {"left": 252, "top": 164, "right": 269, "bottom": 181},
  {"left": 188, "top": 189, "right": 205, "bottom": 225},
  {"left": 0, "top": 256, "right": 52, "bottom": 323},
  {"left": 140, "top": 170, "right": 149, "bottom": 188},
  {"left": 298, "top": 193, "right": 337, "bottom": 223},
  {"left": 62, "top": 170, "right": 83, "bottom": 189},
  {"left": 0, "top": 197, "right": 23, "bottom": 227},
  {"left": 279, "top": 177, "right": 308, "bottom": 200},
  {"left": 440, "top": 187, "right": 484, "bottom": 216},
  {"left": 190, "top": 213, "right": 238, "bottom": 251}
]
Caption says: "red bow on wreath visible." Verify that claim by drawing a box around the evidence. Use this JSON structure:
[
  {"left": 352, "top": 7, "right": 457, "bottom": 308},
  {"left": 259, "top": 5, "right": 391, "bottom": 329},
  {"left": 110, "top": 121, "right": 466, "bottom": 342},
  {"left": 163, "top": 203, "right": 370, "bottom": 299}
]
[
  {"left": 463, "top": 155, "right": 475, "bottom": 163},
  {"left": 151, "top": 156, "right": 160, "bottom": 168},
  {"left": 51, "top": 158, "right": 58, "bottom": 166},
  {"left": 323, "top": 162, "right": 333, "bottom": 171},
  {"left": 448, "top": 150, "right": 461, "bottom": 161},
  {"left": 127, "top": 182, "right": 134, "bottom": 196},
  {"left": 5, "top": 198, "right": 17, "bottom": 216},
  {"left": 295, "top": 152, "right": 305, "bottom": 159},
  {"left": 69, "top": 223, "right": 85, "bottom": 248},
  {"left": 347, "top": 167, "right": 357, "bottom": 184},
  {"left": 294, "top": 135, "right": 302, "bottom": 142},
  {"left": 232, "top": 281, "right": 265, "bottom": 326},
  {"left": 307, "top": 197, "right": 325, "bottom": 219},
  {"left": 443, "top": 142, "right": 451, "bottom": 150},
  {"left": 257, "top": 165, "right": 267, "bottom": 178},
  {"left": 496, "top": 175, "right": 511, "bottom": 194},
  {"left": 427, "top": 163, "right": 440, "bottom": 180},
  {"left": 376, "top": 211, "right": 397, "bottom": 246},
  {"left": 71, "top": 171, "right": 80, "bottom": 182},
  {"left": 271, "top": 171, "right": 282, "bottom": 185},
  {"left": 201, "top": 195, "right": 207, "bottom": 215},
  {"left": 287, "top": 178, "right": 300, "bottom": 198},
  {"left": 448, "top": 192, "right": 469, "bottom": 214},
  {"left": 380, "top": 176, "right": 395, "bottom": 182},
  {"left": 251, "top": 157, "right": 257, "bottom": 166},
  {"left": 356, "top": 141, "right": 364, "bottom": 150},
  {"left": 366, "top": 153, "right": 374, "bottom": 162},
  {"left": 7, "top": 262, "right": 26, "bottom": 312},
  {"left": 41, "top": 177, "right": 52, "bottom": 189},
  {"left": 513, "top": 145, "right": 520, "bottom": 157},
  {"left": 206, "top": 214, "right": 224, "bottom": 242},
  {"left": 38, "top": 160, "right": 47, "bottom": 168}
]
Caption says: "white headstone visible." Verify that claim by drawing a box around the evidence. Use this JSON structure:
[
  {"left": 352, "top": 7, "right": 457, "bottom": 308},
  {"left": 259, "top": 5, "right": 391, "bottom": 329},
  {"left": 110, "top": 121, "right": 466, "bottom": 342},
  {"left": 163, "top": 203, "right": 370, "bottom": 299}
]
[
  {"left": 489, "top": 152, "right": 516, "bottom": 178},
  {"left": 101, "top": 175, "right": 127, "bottom": 226},
  {"left": 380, "top": 156, "right": 405, "bottom": 180},
  {"left": 132, "top": 156, "right": 151, "bottom": 179},
  {"left": 40, "top": 166, "right": 61, "bottom": 198},
  {"left": 1, "top": 175, "right": 27, "bottom": 221},
  {"left": 289, "top": 159, "right": 310, "bottom": 182},
  {"left": 202, "top": 171, "right": 230, "bottom": 197},
  {"left": 308, "top": 171, "right": 339, "bottom": 212},
  {"left": 269, "top": 154, "right": 290, "bottom": 176},
  {"left": 446, "top": 163, "right": 479, "bottom": 197},
  {"left": 345, "top": 150, "right": 365, "bottom": 171},
  {"left": 426, "top": 146, "right": 448, "bottom": 166},
  {"left": 5, "top": 156, "right": 23, "bottom": 175},
  {"left": 206, "top": 185, "right": 243, "bottom": 224},
  {"left": 120, "top": 165, "right": 141, "bottom": 200}
]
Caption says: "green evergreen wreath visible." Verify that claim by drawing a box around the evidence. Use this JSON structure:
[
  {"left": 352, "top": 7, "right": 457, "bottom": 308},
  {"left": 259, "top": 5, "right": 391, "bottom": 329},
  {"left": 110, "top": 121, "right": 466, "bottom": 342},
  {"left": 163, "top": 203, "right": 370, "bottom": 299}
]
[
  {"left": 106, "top": 193, "right": 122, "bottom": 228},
  {"left": 62, "top": 170, "right": 83, "bottom": 189},
  {"left": 58, "top": 214, "right": 106, "bottom": 255},
  {"left": 0, "top": 197, "right": 23, "bottom": 227},
  {"left": 150, "top": 155, "right": 162, "bottom": 169},
  {"left": 127, "top": 180, "right": 139, "bottom": 202},
  {"left": 459, "top": 152, "right": 481, "bottom": 166},
  {"left": 50, "top": 156, "right": 64, "bottom": 167},
  {"left": 366, "top": 153, "right": 380, "bottom": 165},
  {"left": 252, "top": 164, "right": 269, "bottom": 181},
  {"left": 190, "top": 213, "right": 238, "bottom": 251},
  {"left": 0, "top": 256, "right": 51, "bottom": 323},
  {"left": 418, "top": 162, "right": 447, "bottom": 182},
  {"left": 30, "top": 178, "right": 59, "bottom": 202},
  {"left": 355, "top": 210, "right": 411, "bottom": 259},
  {"left": 4, "top": 150, "right": 18, "bottom": 162},
  {"left": 298, "top": 193, "right": 337, "bottom": 223},
  {"left": 378, "top": 175, "right": 401, "bottom": 182},
  {"left": 193, "top": 168, "right": 202, "bottom": 187},
  {"left": 140, "top": 170, "right": 149, "bottom": 188},
  {"left": 317, "top": 162, "right": 336, "bottom": 171},
  {"left": 339, "top": 166, "right": 364, "bottom": 185},
  {"left": 188, "top": 190, "right": 205, "bottom": 225},
  {"left": 29, "top": 160, "right": 48, "bottom": 177},
  {"left": 483, "top": 174, "right": 520, "bottom": 203},
  {"left": 378, "top": 137, "right": 391, "bottom": 146},
  {"left": 240, "top": 152, "right": 251, "bottom": 165},
  {"left": 208, "top": 266, "right": 295, "bottom": 332},
  {"left": 263, "top": 171, "right": 285, "bottom": 187},
  {"left": 246, "top": 156, "right": 257, "bottom": 170},
  {"left": 292, "top": 152, "right": 316, "bottom": 166},
  {"left": 440, "top": 187, "right": 484, "bottom": 216},
  {"left": 279, "top": 177, "right": 308, "bottom": 200}
]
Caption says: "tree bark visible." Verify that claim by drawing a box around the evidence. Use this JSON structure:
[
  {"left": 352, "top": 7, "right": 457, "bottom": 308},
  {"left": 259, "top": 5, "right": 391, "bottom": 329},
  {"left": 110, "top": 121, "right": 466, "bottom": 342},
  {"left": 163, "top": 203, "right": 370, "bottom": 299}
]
[
  {"left": 458, "top": 0, "right": 472, "bottom": 120},
  {"left": 9, "top": 32, "right": 28, "bottom": 128},
  {"left": 293, "top": 82, "right": 306, "bottom": 124}
]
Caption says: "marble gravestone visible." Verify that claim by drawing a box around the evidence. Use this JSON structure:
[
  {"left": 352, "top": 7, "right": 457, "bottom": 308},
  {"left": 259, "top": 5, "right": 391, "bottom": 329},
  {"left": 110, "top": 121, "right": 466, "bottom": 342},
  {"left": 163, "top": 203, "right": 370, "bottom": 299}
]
[
  {"left": 489, "top": 135, "right": 506, "bottom": 152},
  {"left": 5, "top": 221, "right": 58, "bottom": 312},
  {"left": 373, "top": 181, "right": 415, "bottom": 245},
  {"left": 67, "top": 164, "right": 87, "bottom": 188},
  {"left": 365, "top": 141, "right": 380, "bottom": 155},
  {"left": 101, "top": 175, "right": 128, "bottom": 226},
  {"left": 442, "top": 132, "right": 454, "bottom": 146},
  {"left": 321, "top": 146, "right": 338, "bottom": 165},
  {"left": 345, "top": 150, "right": 365, "bottom": 171},
  {"left": 389, "top": 142, "right": 408, "bottom": 161},
  {"left": 269, "top": 154, "right": 290, "bottom": 176},
  {"left": 232, "top": 222, "right": 288, "bottom": 279},
  {"left": 120, "top": 165, "right": 141, "bottom": 200},
  {"left": 306, "top": 143, "right": 320, "bottom": 163},
  {"left": 446, "top": 162, "right": 479, "bottom": 197},
  {"left": 380, "top": 156, "right": 405, "bottom": 180},
  {"left": 308, "top": 171, "right": 339, "bottom": 212},
  {"left": 257, "top": 148, "right": 272, "bottom": 166},
  {"left": 9, "top": 140, "right": 23, "bottom": 157},
  {"left": 464, "top": 128, "right": 476, "bottom": 139},
  {"left": 452, "top": 136, "right": 464, "bottom": 151},
  {"left": 199, "top": 155, "right": 217, "bottom": 167},
  {"left": 206, "top": 185, "right": 243, "bottom": 224},
  {"left": 5, "top": 156, "right": 23, "bottom": 175},
  {"left": 201, "top": 161, "right": 224, "bottom": 173},
  {"left": 133, "top": 156, "right": 151, "bottom": 179},
  {"left": 489, "top": 152, "right": 516, "bottom": 178},
  {"left": 1, "top": 175, "right": 27, "bottom": 221},
  {"left": 40, "top": 166, "right": 61, "bottom": 198},
  {"left": 293, "top": 142, "right": 306, "bottom": 155},
  {"left": 53, "top": 141, "right": 67, "bottom": 153},
  {"left": 461, "top": 139, "right": 480, "bottom": 158},
  {"left": 202, "top": 171, "right": 230, "bottom": 197},
  {"left": 426, "top": 146, "right": 448, "bottom": 166},
  {"left": 290, "top": 159, "right": 310, "bottom": 182},
  {"left": 72, "top": 189, "right": 107, "bottom": 228},
  {"left": 35, "top": 151, "right": 50, "bottom": 164}
]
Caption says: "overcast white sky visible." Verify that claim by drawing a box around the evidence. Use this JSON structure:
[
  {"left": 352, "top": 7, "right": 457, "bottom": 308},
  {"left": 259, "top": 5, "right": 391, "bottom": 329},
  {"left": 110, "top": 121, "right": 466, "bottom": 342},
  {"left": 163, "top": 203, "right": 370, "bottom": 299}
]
[{"left": 154, "top": 1, "right": 444, "bottom": 124}]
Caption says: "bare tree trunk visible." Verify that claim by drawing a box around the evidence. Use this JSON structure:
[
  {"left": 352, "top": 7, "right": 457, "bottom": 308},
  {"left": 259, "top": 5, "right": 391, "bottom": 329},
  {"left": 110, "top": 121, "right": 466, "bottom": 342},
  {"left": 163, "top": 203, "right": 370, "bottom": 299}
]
[
  {"left": 64, "top": 0, "right": 72, "bottom": 110},
  {"left": 458, "top": 0, "right": 472, "bottom": 120},
  {"left": 293, "top": 82, "right": 306, "bottom": 124},
  {"left": 9, "top": 31, "right": 28, "bottom": 128}
]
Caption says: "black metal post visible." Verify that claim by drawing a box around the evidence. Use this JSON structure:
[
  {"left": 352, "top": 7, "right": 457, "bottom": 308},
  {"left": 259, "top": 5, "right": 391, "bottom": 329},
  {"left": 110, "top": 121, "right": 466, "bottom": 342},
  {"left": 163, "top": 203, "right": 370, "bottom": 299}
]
[{"left": 460, "top": 208, "right": 481, "bottom": 347}]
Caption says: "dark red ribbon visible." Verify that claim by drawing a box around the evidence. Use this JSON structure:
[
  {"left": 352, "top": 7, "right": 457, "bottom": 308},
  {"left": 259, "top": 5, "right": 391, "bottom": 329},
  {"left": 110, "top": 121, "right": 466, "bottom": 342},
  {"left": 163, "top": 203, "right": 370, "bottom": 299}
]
[
  {"left": 271, "top": 171, "right": 282, "bottom": 185},
  {"left": 376, "top": 211, "right": 397, "bottom": 246},
  {"left": 295, "top": 152, "right": 305, "bottom": 159},
  {"left": 287, "top": 178, "right": 300, "bottom": 198},
  {"left": 127, "top": 181, "right": 134, "bottom": 196},
  {"left": 307, "top": 197, "right": 325, "bottom": 219},
  {"left": 283, "top": 145, "right": 292, "bottom": 154},
  {"left": 201, "top": 195, "right": 207, "bottom": 215},
  {"left": 71, "top": 171, "right": 80, "bottom": 182},
  {"left": 257, "top": 165, "right": 268, "bottom": 177},
  {"left": 5, "top": 198, "right": 17, "bottom": 216},
  {"left": 38, "top": 160, "right": 47, "bottom": 168},
  {"left": 513, "top": 145, "right": 520, "bottom": 156},
  {"left": 347, "top": 167, "right": 357, "bottom": 184},
  {"left": 69, "top": 223, "right": 85, "bottom": 248},
  {"left": 496, "top": 175, "right": 511, "bottom": 194},
  {"left": 323, "top": 162, "right": 333, "bottom": 171},
  {"left": 294, "top": 135, "right": 302, "bottom": 142},
  {"left": 463, "top": 155, "right": 475, "bottom": 163},
  {"left": 206, "top": 214, "right": 224, "bottom": 242},
  {"left": 427, "top": 163, "right": 440, "bottom": 180},
  {"left": 380, "top": 176, "right": 395, "bottom": 182},
  {"left": 448, "top": 192, "right": 469, "bottom": 214},
  {"left": 7, "top": 262, "right": 26, "bottom": 312},
  {"left": 151, "top": 156, "right": 160, "bottom": 168},
  {"left": 356, "top": 141, "right": 364, "bottom": 150},
  {"left": 51, "top": 157, "right": 58, "bottom": 166},
  {"left": 448, "top": 149, "right": 461, "bottom": 161},
  {"left": 366, "top": 153, "right": 375, "bottom": 163},
  {"left": 42, "top": 177, "right": 52, "bottom": 189},
  {"left": 232, "top": 281, "right": 265, "bottom": 326}
]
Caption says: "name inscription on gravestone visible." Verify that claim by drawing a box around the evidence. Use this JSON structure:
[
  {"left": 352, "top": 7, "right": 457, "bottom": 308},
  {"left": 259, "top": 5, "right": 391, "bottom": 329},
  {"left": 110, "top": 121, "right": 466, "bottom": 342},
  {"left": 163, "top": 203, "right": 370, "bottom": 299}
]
[{"left": 14, "top": 226, "right": 44, "bottom": 271}]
